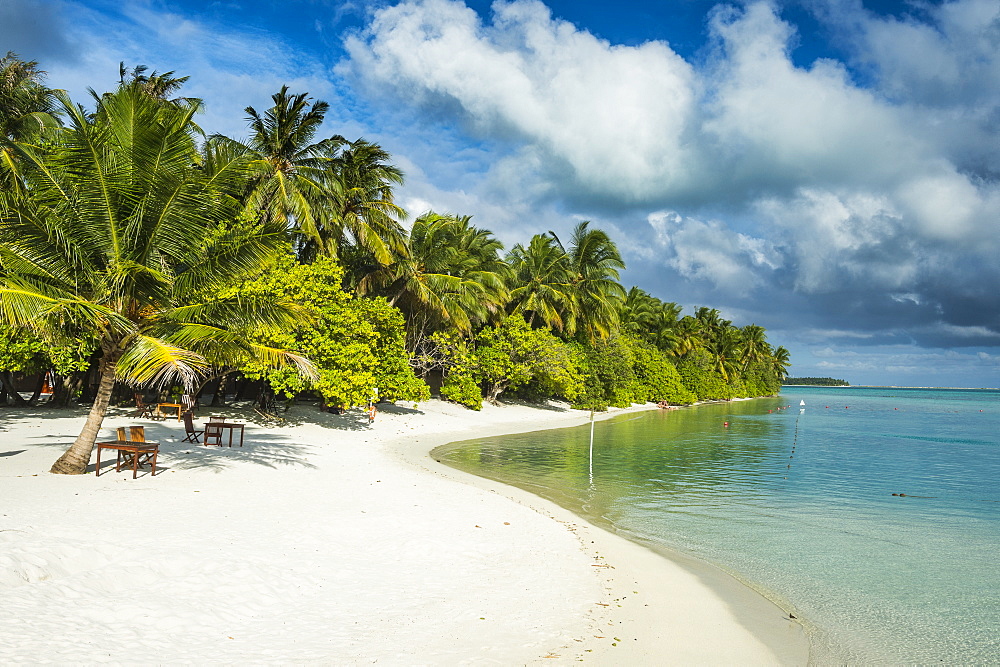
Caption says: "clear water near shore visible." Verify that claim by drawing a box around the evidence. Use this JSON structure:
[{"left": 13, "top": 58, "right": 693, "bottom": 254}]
[{"left": 435, "top": 387, "right": 1000, "bottom": 664}]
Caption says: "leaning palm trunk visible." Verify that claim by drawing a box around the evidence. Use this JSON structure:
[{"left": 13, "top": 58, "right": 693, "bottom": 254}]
[{"left": 50, "top": 347, "right": 122, "bottom": 474}]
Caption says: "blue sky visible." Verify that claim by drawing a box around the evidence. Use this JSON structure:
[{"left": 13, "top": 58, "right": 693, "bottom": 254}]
[{"left": 4, "top": 0, "right": 999, "bottom": 387}]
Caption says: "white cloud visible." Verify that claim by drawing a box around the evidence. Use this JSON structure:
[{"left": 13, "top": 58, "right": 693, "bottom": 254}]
[
  {"left": 345, "top": 0, "right": 702, "bottom": 203},
  {"left": 647, "top": 210, "right": 781, "bottom": 294},
  {"left": 755, "top": 187, "right": 916, "bottom": 293}
]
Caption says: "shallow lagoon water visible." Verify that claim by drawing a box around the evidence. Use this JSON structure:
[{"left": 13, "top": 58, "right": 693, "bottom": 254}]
[{"left": 435, "top": 387, "right": 1000, "bottom": 664}]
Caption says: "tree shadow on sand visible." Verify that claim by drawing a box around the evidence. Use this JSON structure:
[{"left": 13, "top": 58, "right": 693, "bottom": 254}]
[
  {"left": 487, "top": 398, "right": 574, "bottom": 413},
  {"left": 18, "top": 431, "right": 320, "bottom": 475},
  {"left": 5, "top": 400, "right": 430, "bottom": 475}
]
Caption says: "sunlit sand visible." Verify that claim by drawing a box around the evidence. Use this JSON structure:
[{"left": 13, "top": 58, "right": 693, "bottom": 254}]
[{"left": 0, "top": 399, "right": 806, "bottom": 663}]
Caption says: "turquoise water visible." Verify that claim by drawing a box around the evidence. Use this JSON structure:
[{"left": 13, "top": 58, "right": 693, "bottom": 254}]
[{"left": 436, "top": 387, "right": 1000, "bottom": 664}]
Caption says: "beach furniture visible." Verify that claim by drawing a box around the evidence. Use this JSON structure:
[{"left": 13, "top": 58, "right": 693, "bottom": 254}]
[
  {"left": 182, "top": 411, "right": 203, "bottom": 443},
  {"left": 155, "top": 402, "right": 183, "bottom": 421},
  {"left": 181, "top": 393, "right": 198, "bottom": 414},
  {"left": 96, "top": 426, "right": 159, "bottom": 478},
  {"left": 204, "top": 420, "right": 244, "bottom": 447},
  {"left": 204, "top": 421, "right": 224, "bottom": 447},
  {"left": 133, "top": 393, "right": 154, "bottom": 419}
]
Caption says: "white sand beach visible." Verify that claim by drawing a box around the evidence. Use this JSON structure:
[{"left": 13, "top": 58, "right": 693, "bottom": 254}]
[{"left": 0, "top": 399, "right": 808, "bottom": 664}]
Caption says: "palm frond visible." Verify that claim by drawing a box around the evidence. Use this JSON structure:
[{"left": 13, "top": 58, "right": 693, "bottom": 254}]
[{"left": 117, "top": 333, "right": 209, "bottom": 390}]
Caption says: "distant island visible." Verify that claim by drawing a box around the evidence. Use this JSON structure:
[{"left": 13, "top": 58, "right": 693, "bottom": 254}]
[{"left": 783, "top": 377, "right": 850, "bottom": 386}]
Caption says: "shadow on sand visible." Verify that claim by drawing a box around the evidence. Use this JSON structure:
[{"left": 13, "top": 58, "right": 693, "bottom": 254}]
[{"left": 2, "top": 399, "right": 425, "bottom": 475}]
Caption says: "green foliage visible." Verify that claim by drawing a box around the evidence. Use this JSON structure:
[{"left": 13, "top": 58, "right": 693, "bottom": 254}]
[
  {"left": 573, "top": 336, "right": 637, "bottom": 410},
  {"left": 441, "top": 372, "right": 483, "bottom": 410},
  {"left": 632, "top": 343, "right": 697, "bottom": 405},
  {"left": 0, "top": 324, "right": 94, "bottom": 377},
  {"left": 360, "top": 212, "right": 508, "bottom": 342},
  {"left": 572, "top": 335, "right": 694, "bottom": 410},
  {"left": 506, "top": 221, "right": 625, "bottom": 341},
  {"left": 233, "top": 254, "right": 428, "bottom": 408},
  {"left": 783, "top": 377, "right": 849, "bottom": 386},
  {"left": 428, "top": 331, "right": 483, "bottom": 410},
  {"left": 477, "top": 316, "right": 583, "bottom": 404},
  {"left": 675, "top": 349, "right": 736, "bottom": 401},
  {"left": 0, "top": 325, "right": 47, "bottom": 372},
  {"left": 742, "top": 359, "right": 782, "bottom": 396}
]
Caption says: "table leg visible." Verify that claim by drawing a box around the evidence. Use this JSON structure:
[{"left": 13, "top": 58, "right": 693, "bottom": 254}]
[{"left": 96, "top": 446, "right": 102, "bottom": 476}]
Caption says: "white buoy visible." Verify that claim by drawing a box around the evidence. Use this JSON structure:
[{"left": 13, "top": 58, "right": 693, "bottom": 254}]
[{"left": 800, "top": 400, "right": 806, "bottom": 406}]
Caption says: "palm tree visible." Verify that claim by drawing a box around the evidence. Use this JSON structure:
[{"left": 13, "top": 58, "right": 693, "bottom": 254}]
[
  {"left": 211, "top": 86, "right": 338, "bottom": 247},
  {"left": 553, "top": 221, "right": 626, "bottom": 340},
  {"left": 0, "top": 53, "right": 61, "bottom": 186},
  {"left": 739, "top": 324, "right": 771, "bottom": 371},
  {"left": 667, "top": 316, "right": 703, "bottom": 358},
  {"left": 771, "top": 345, "right": 791, "bottom": 382},
  {"left": 360, "top": 212, "right": 507, "bottom": 347},
  {"left": 315, "top": 137, "right": 407, "bottom": 266},
  {"left": 0, "top": 81, "right": 313, "bottom": 474},
  {"left": 648, "top": 308, "right": 681, "bottom": 351},
  {"left": 505, "top": 234, "right": 573, "bottom": 332},
  {"left": 116, "top": 62, "right": 198, "bottom": 107},
  {"left": 706, "top": 326, "right": 743, "bottom": 381},
  {"left": 695, "top": 307, "right": 730, "bottom": 335},
  {"left": 619, "top": 287, "right": 659, "bottom": 336}
]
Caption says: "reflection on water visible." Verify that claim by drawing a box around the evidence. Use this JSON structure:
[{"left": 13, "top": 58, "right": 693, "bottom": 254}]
[{"left": 435, "top": 388, "right": 1000, "bottom": 664}]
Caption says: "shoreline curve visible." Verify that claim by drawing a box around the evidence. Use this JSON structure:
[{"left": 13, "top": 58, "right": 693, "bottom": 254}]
[
  {"left": 389, "top": 399, "right": 811, "bottom": 664},
  {"left": 0, "top": 397, "right": 809, "bottom": 664}
]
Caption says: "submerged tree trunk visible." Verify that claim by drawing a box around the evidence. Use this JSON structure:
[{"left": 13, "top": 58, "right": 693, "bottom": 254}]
[{"left": 50, "top": 348, "right": 122, "bottom": 475}]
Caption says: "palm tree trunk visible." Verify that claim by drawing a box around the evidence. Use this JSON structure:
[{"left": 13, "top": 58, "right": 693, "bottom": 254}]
[{"left": 50, "top": 349, "right": 121, "bottom": 475}]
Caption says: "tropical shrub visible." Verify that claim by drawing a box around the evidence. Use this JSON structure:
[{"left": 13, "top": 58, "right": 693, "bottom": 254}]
[
  {"left": 675, "top": 349, "right": 735, "bottom": 400},
  {"left": 477, "top": 316, "right": 583, "bottom": 404},
  {"left": 232, "top": 254, "right": 428, "bottom": 409}
]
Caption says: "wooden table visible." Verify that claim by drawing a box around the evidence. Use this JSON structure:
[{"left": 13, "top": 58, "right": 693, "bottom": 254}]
[
  {"left": 95, "top": 440, "right": 159, "bottom": 478},
  {"left": 155, "top": 403, "right": 183, "bottom": 421},
  {"left": 207, "top": 422, "right": 244, "bottom": 447}
]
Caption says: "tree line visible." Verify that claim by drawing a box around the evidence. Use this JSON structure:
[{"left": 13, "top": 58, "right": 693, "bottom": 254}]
[
  {"left": 783, "top": 377, "right": 848, "bottom": 386},
  {"left": 0, "top": 54, "right": 791, "bottom": 473}
]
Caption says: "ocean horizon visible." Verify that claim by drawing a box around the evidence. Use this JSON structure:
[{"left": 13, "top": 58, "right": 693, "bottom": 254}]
[{"left": 436, "top": 386, "right": 1000, "bottom": 663}]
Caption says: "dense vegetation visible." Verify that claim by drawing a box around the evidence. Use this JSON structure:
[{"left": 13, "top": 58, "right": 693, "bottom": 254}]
[
  {"left": 0, "top": 55, "right": 791, "bottom": 472},
  {"left": 783, "top": 377, "right": 849, "bottom": 386}
]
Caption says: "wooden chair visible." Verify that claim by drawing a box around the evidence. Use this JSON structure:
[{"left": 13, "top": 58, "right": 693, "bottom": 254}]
[
  {"left": 182, "top": 411, "right": 202, "bottom": 443},
  {"left": 133, "top": 393, "right": 154, "bottom": 419},
  {"left": 181, "top": 394, "right": 198, "bottom": 414},
  {"left": 99, "top": 426, "right": 158, "bottom": 478},
  {"left": 204, "top": 421, "right": 224, "bottom": 447}
]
